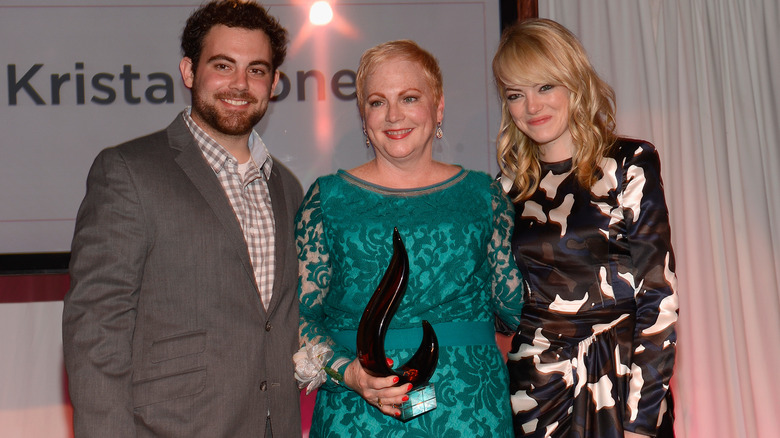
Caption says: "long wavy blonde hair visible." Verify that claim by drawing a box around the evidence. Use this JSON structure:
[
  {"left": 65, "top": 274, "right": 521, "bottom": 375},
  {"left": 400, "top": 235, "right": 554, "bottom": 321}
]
[{"left": 492, "top": 19, "right": 617, "bottom": 201}]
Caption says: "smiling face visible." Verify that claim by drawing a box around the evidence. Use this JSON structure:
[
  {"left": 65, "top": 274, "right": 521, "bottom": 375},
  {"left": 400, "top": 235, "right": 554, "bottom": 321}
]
[
  {"left": 180, "top": 24, "right": 279, "bottom": 143},
  {"left": 362, "top": 57, "right": 444, "bottom": 166},
  {"left": 504, "top": 82, "right": 572, "bottom": 157}
]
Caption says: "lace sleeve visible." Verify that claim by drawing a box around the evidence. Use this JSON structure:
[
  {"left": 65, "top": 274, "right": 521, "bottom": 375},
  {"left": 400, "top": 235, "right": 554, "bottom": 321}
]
[
  {"left": 489, "top": 179, "right": 524, "bottom": 332},
  {"left": 296, "top": 180, "right": 353, "bottom": 392}
]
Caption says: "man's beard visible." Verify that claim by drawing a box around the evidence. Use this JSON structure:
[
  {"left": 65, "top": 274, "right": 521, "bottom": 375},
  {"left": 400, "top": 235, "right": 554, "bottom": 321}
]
[{"left": 191, "top": 89, "right": 266, "bottom": 136}]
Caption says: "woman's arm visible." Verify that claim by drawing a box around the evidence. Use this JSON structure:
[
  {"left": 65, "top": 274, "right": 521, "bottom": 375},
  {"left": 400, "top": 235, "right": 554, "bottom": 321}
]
[
  {"left": 621, "top": 142, "right": 679, "bottom": 435},
  {"left": 295, "top": 181, "right": 411, "bottom": 414},
  {"left": 489, "top": 179, "right": 525, "bottom": 332}
]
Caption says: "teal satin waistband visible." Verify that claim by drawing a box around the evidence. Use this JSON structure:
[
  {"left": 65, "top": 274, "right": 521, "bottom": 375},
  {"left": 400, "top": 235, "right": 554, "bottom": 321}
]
[{"left": 330, "top": 321, "right": 495, "bottom": 353}]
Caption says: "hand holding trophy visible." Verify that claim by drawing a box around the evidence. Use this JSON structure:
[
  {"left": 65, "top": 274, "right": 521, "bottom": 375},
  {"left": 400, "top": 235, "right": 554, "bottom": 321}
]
[{"left": 355, "top": 228, "right": 439, "bottom": 421}]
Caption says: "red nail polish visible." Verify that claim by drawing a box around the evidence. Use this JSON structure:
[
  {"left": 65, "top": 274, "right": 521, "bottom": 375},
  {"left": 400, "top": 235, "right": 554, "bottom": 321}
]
[
  {"left": 386, "top": 358, "right": 394, "bottom": 366},
  {"left": 392, "top": 376, "right": 399, "bottom": 383},
  {"left": 407, "top": 384, "right": 413, "bottom": 391},
  {"left": 402, "top": 396, "right": 409, "bottom": 402}
]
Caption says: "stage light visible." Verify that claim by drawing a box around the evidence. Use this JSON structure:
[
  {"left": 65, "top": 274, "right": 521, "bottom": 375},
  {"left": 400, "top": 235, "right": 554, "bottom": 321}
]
[{"left": 309, "top": 1, "right": 333, "bottom": 26}]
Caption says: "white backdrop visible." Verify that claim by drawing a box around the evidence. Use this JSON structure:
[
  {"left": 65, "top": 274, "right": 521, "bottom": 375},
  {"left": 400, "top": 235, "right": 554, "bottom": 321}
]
[
  {"left": 0, "top": 1, "right": 501, "bottom": 437},
  {"left": 0, "top": 0, "right": 501, "bottom": 254},
  {"left": 3, "top": 1, "right": 778, "bottom": 437},
  {"left": 540, "top": 1, "right": 780, "bottom": 437}
]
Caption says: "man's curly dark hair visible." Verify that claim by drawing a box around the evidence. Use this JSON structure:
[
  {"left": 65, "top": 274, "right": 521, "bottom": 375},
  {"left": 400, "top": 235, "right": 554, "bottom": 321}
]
[{"left": 181, "top": 0, "right": 288, "bottom": 75}]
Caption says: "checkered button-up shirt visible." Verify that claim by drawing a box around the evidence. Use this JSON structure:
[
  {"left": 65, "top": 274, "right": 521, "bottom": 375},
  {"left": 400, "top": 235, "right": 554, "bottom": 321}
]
[{"left": 183, "top": 109, "right": 276, "bottom": 309}]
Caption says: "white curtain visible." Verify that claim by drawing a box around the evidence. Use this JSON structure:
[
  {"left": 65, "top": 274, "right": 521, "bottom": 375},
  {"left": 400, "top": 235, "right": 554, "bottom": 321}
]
[{"left": 538, "top": 1, "right": 780, "bottom": 437}]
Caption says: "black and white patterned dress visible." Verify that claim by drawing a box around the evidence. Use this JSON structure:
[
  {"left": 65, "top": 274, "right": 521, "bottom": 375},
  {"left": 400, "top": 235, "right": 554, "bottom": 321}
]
[{"left": 508, "top": 139, "right": 678, "bottom": 437}]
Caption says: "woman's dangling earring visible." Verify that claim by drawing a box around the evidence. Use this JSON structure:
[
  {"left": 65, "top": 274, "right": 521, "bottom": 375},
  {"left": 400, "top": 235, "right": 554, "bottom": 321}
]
[
  {"left": 435, "top": 122, "right": 443, "bottom": 139},
  {"left": 363, "top": 128, "right": 371, "bottom": 147}
]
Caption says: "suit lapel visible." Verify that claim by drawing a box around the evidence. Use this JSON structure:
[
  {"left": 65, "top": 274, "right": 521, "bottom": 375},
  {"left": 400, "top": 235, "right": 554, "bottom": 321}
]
[
  {"left": 165, "top": 117, "right": 260, "bottom": 306},
  {"left": 265, "top": 163, "right": 289, "bottom": 314}
]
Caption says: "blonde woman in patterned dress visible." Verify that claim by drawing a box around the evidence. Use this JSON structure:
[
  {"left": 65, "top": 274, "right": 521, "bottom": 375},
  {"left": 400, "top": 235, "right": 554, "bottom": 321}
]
[{"left": 492, "top": 19, "right": 678, "bottom": 438}]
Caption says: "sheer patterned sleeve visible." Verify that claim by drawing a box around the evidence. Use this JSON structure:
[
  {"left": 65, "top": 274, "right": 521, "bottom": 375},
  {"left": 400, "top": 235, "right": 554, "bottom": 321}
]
[
  {"left": 620, "top": 142, "right": 679, "bottom": 434},
  {"left": 488, "top": 179, "right": 524, "bottom": 332},
  {"left": 296, "top": 181, "right": 353, "bottom": 392}
]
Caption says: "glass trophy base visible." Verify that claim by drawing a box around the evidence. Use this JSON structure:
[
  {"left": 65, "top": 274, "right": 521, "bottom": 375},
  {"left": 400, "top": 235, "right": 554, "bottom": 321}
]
[{"left": 398, "top": 383, "right": 437, "bottom": 421}]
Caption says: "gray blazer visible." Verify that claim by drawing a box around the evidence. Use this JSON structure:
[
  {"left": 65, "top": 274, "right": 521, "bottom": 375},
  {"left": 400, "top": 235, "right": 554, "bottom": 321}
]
[{"left": 63, "top": 115, "right": 303, "bottom": 437}]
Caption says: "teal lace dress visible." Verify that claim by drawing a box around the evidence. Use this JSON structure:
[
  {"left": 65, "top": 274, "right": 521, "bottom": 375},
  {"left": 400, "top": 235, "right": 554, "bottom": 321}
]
[{"left": 297, "top": 168, "right": 523, "bottom": 437}]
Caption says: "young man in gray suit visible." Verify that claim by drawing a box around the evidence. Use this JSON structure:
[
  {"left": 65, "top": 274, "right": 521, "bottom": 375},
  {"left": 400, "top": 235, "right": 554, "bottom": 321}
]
[{"left": 62, "top": 1, "right": 302, "bottom": 436}]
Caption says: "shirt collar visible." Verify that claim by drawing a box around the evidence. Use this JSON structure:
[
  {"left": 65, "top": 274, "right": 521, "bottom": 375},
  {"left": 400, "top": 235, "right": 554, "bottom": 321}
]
[{"left": 182, "top": 107, "right": 273, "bottom": 179}]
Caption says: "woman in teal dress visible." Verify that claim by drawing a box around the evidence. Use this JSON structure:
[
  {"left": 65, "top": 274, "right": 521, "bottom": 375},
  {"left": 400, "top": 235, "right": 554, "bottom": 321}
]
[{"left": 295, "top": 40, "right": 524, "bottom": 437}]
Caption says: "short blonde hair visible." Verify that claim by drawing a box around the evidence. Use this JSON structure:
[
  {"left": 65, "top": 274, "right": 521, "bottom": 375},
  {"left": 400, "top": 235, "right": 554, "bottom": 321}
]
[
  {"left": 492, "top": 19, "right": 617, "bottom": 201},
  {"left": 355, "top": 40, "right": 443, "bottom": 120}
]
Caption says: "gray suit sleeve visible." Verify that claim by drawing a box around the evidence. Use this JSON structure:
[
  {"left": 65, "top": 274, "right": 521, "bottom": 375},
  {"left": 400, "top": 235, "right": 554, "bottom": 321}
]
[{"left": 63, "top": 147, "right": 146, "bottom": 437}]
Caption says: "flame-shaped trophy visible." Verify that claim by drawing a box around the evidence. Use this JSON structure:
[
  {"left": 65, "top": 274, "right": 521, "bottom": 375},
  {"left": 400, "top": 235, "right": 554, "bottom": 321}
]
[{"left": 356, "top": 227, "right": 439, "bottom": 421}]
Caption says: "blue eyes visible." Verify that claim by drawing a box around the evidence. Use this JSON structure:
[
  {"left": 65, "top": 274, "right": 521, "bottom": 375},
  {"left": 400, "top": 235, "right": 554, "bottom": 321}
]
[
  {"left": 367, "top": 96, "right": 419, "bottom": 107},
  {"left": 506, "top": 84, "right": 555, "bottom": 101}
]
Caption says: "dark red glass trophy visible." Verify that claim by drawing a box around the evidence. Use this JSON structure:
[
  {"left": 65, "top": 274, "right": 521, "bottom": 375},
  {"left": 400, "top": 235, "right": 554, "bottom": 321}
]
[{"left": 356, "top": 228, "right": 439, "bottom": 421}]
